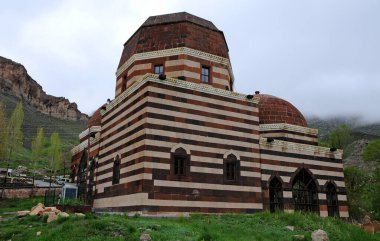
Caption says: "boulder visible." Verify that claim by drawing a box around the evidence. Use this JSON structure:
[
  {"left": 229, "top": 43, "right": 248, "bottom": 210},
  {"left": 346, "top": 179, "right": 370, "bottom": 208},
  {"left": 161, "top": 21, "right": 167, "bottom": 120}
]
[
  {"left": 75, "top": 213, "right": 85, "bottom": 217},
  {"left": 46, "top": 212, "right": 58, "bottom": 223},
  {"left": 30, "top": 203, "right": 45, "bottom": 216},
  {"left": 140, "top": 233, "right": 152, "bottom": 241},
  {"left": 17, "top": 210, "right": 30, "bottom": 217},
  {"left": 36, "top": 231, "right": 41, "bottom": 236},
  {"left": 373, "top": 220, "right": 380, "bottom": 233},
  {"left": 362, "top": 222, "right": 374, "bottom": 234},
  {"left": 311, "top": 229, "right": 329, "bottom": 241}
]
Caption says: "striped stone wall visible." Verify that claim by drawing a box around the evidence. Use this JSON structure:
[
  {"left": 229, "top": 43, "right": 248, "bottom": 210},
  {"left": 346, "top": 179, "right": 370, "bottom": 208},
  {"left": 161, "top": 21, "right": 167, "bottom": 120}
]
[
  {"left": 115, "top": 47, "right": 233, "bottom": 96},
  {"left": 259, "top": 138, "right": 348, "bottom": 218},
  {"left": 72, "top": 74, "right": 348, "bottom": 217},
  {"left": 259, "top": 123, "right": 319, "bottom": 145},
  {"left": 93, "top": 75, "right": 261, "bottom": 213}
]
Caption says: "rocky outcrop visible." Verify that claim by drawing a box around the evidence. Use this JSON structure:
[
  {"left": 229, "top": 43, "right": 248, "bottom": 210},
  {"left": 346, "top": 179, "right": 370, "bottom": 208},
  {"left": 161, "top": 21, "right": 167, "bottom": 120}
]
[{"left": 0, "top": 56, "right": 87, "bottom": 121}]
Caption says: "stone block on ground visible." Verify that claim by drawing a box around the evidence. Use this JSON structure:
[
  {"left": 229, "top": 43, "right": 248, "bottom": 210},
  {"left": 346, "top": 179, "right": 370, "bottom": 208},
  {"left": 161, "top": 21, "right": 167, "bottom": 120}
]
[
  {"left": 45, "top": 207, "right": 61, "bottom": 214},
  {"left": 46, "top": 212, "right": 58, "bottom": 223},
  {"left": 362, "top": 215, "right": 372, "bottom": 224},
  {"left": 75, "top": 213, "right": 85, "bottom": 217},
  {"left": 292, "top": 235, "right": 305, "bottom": 240},
  {"left": 311, "top": 229, "right": 329, "bottom": 241},
  {"left": 58, "top": 212, "right": 69, "bottom": 218},
  {"left": 17, "top": 210, "right": 30, "bottom": 217},
  {"left": 373, "top": 220, "right": 380, "bottom": 233},
  {"left": 286, "top": 225, "right": 294, "bottom": 231},
  {"left": 140, "top": 233, "right": 152, "bottom": 241},
  {"left": 362, "top": 222, "right": 374, "bottom": 234},
  {"left": 30, "top": 203, "right": 45, "bottom": 216}
]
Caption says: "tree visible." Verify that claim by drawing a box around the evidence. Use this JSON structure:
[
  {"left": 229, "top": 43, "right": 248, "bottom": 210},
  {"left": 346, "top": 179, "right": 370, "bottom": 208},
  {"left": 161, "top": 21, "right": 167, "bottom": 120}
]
[
  {"left": 363, "top": 139, "right": 380, "bottom": 163},
  {"left": 48, "top": 132, "right": 63, "bottom": 175},
  {"left": 31, "top": 127, "right": 45, "bottom": 174},
  {"left": 344, "top": 167, "right": 369, "bottom": 219},
  {"left": 0, "top": 102, "right": 9, "bottom": 162},
  {"left": 329, "top": 124, "right": 351, "bottom": 149},
  {"left": 363, "top": 139, "right": 380, "bottom": 219},
  {"left": 6, "top": 101, "right": 24, "bottom": 163}
]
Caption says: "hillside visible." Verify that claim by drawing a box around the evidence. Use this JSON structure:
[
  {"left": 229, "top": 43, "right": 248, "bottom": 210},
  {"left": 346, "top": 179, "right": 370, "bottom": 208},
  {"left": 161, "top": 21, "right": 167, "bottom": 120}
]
[
  {"left": 0, "top": 92, "right": 86, "bottom": 148},
  {"left": 0, "top": 56, "right": 87, "bottom": 170},
  {"left": 307, "top": 116, "right": 380, "bottom": 169},
  {"left": 0, "top": 56, "right": 87, "bottom": 121},
  {"left": 307, "top": 116, "right": 380, "bottom": 141}
]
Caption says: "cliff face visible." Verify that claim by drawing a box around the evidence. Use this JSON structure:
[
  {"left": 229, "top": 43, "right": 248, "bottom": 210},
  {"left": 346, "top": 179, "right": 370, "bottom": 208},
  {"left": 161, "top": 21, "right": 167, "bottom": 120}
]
[{"left": 0, "top": 56, "right": 87, "bottom": 121}]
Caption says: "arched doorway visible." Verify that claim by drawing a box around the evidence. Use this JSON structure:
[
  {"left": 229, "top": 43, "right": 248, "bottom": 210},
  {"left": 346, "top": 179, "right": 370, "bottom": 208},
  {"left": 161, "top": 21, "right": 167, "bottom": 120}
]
[
  {"left": 292, "top": 168, "right": 319, "bottom": 213},
  {"left": 269, "top": 176, "right": 283, "bottom": 212},
  {"left": 326, "top": 182, "right": 339, "bottom": 217}
]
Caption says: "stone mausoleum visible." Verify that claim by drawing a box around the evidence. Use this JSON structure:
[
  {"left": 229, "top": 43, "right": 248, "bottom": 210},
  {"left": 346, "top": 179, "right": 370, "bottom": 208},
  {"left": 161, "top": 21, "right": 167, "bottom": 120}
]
[{"left": 71, "top": 12, "right": 348, "bottom": 218}]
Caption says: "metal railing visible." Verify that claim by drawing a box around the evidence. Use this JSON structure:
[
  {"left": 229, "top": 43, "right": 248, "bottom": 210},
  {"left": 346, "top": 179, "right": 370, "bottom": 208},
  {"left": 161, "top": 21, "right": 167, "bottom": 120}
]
[{"left": 0, "top": 176, "right": 35, "bottom": 188}]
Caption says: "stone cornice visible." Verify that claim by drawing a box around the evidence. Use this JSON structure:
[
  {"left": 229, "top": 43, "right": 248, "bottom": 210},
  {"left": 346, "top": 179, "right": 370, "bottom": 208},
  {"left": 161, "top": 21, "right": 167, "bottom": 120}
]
[
  {"left": 101, "top": 73, "right": 256, "bottom": 115},
  {"left": 259, "top": 137, "right": 343, "bottom": 158},
  {"left": 259, "top": 123, "right": 318, "bottom": 136},
  {"left": 71, "top": 136, "right": 100, "bottom": 155},
  {"left": 78, "top": 126, "right": 102, "bottom": 140},
  {"left": 115, "top": 47, "right": 234, "bottom": 81}
]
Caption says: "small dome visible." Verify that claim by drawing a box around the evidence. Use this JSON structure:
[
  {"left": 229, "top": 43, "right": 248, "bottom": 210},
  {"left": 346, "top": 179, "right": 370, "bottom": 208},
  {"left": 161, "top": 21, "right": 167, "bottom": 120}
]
[{"left": 255, "top": 94, "right": 308, "bottom": 127}]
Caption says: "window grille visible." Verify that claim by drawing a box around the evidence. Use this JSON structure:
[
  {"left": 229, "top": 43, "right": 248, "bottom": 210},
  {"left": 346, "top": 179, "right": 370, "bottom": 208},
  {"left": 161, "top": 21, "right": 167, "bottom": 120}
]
[{"left": 292, "top": 168, "right": 319, "bottom": 213}]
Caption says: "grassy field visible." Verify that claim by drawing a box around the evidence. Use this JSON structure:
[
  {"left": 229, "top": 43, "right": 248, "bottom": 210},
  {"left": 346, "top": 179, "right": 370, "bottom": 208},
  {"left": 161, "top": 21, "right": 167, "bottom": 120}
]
[
  {"left": 1, "top": 199, "right": 379, "bottom": 241},
  {"left": 0, "top": 197, "right": 44, "bottom": 212}
]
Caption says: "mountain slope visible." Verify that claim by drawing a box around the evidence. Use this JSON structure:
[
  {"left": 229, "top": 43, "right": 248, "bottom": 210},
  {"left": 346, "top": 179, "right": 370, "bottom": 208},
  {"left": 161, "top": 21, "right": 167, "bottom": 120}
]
[
  {"left": 0, "top": 92, "right": 86, "bottom": 148},
  {"left": 307, "top": 116, "right": 380, "bottom": 141},
  {"left": 0, "top": 56, "right": 87, "bottom": 121},
  {"left": 0, "top": 56, "right": 87, "bottom": 170}
]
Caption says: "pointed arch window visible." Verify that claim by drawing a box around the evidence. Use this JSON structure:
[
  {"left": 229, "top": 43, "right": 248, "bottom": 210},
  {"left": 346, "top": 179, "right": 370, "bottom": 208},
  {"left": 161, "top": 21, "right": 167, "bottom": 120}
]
[
  {"left": 326, "top": 182, "right": 339, "bottom": 217},
  {"left": 269, "top": 177, "right": 283, "bottom": 212},
  {"left": 171, "top": 147, "right": 190, "bottom": 177},
  {"left": 292, "top": 168, "right": 319, "bottom": 213},
  {"left": 224, "top": 154, "right": 240, "bottom": 183},
  {"left": 112, "top": 155, "right": 121, "bottom": 185}
]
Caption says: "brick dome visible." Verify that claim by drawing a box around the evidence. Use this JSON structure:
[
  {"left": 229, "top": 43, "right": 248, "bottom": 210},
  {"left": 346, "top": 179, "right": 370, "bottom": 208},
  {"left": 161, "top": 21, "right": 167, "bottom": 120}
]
[
  {"left": 115, "top": 12, "right": 234, "bottom": 96},
  {"left": 255, "top": 94, "right": 308, "bottom": 127},
  {"left": 118, "top": 12, "right": 229, "bottom": 68}
]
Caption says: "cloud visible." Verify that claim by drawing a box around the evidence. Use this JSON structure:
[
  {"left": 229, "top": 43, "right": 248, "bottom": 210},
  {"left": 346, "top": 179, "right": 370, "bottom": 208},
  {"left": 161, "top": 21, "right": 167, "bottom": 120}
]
[
  {"left": 12, "top": 0, "right": 181, "bottom": 114},
  {"left": 1, "top": 0, "right": 379, "bottom": 121}
]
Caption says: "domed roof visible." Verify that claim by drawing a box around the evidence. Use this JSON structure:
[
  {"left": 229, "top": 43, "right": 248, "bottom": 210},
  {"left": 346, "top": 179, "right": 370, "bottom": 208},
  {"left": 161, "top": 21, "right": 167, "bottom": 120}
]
[
  {"left": 255, "top": 93, "right": 308, "bottom": 127},
  {"left": 118, "top": 12, "right": 229, "bottom": 68}
]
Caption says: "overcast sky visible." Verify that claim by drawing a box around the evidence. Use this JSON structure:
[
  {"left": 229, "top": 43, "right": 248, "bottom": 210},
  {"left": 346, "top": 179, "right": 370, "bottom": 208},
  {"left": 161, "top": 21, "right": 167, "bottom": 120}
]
[{"left": 1, "top": 0, "right": 379, "bottom": 122}]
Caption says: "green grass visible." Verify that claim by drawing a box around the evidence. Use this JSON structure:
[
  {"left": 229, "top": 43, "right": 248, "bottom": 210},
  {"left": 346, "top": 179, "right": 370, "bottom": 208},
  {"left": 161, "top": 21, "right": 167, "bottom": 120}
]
[
  {"left": 0, "top": 208, "right": 379, "bottom": 241},
  {"left": 0, "top": 197, "right": 44, "bottom": 212}
]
